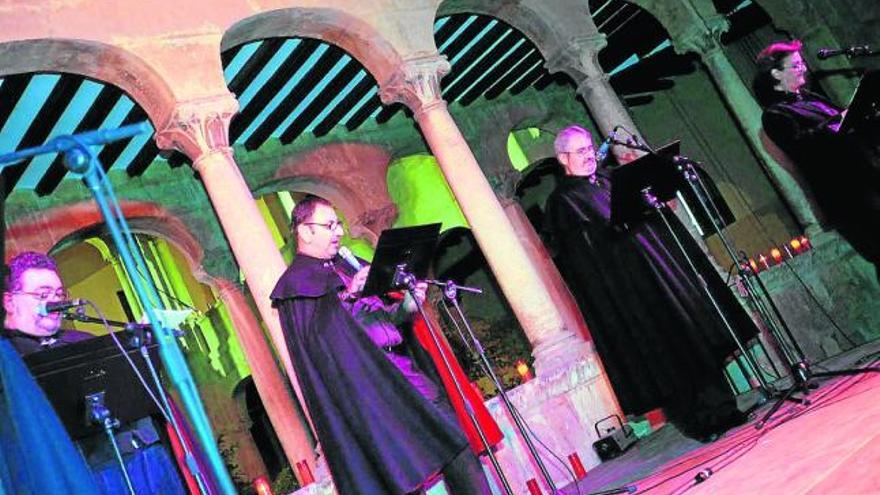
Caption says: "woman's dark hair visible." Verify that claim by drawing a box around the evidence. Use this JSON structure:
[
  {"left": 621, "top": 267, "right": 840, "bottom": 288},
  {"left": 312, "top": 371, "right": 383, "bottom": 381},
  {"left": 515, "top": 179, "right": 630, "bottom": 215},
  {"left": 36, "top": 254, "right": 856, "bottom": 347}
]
[{"left": 753, "top": 39, "right": 803, "bottom": 107}]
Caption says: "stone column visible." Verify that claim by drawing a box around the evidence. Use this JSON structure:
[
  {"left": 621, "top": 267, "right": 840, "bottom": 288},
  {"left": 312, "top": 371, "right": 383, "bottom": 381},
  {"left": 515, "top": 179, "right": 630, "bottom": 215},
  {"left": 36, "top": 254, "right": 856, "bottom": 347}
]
[
  {"left": 215, "top": 280, "right": 312, "bottom": 478},
  {"left": 628, "top": 0, "right": 823, "bottom": 233},
  {"left": 155, "top": 95, "right": 316, "bottom": 479},
  {"left": 545, "top": 34, "right": 646, "bottom": 164},
  {"left": 379, "top": 56, "right": 587, "bottom": 376}
]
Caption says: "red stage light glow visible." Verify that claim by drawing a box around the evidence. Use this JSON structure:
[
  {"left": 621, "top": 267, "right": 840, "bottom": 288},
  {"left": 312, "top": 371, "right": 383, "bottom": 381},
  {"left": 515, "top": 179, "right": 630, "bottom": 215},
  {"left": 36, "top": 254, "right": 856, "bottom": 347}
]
[{"left": 253, "top": 476, "right": 273, "bottom": 495}]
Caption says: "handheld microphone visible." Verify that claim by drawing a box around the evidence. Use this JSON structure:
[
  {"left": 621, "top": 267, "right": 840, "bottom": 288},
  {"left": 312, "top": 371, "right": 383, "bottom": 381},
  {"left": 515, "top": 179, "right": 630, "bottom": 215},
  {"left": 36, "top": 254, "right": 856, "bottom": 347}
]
[
  {"left": 37, "top": 299, "right": 86, "bottom": 316},
  {"left": 817, "top": 45, "right": 870, "bottom": 60},
  {"left": 596, "top": 126, "right": 621, "bottom": 163},
  {"left": 337, "top": 246, "right": 362, "bottom": 271}
]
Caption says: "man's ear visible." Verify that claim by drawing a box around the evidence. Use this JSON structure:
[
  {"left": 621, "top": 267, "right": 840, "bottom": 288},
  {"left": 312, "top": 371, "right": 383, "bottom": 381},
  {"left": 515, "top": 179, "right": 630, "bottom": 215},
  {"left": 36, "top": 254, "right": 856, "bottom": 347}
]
[
  {"left": 296, "top": 224, "right": 311, "bottom": 244},
  {"left": 557, "top": 153, "right": 571, "bottom": 172},
  {"left": 3, "top": 292, "right": 14, "bottom": 313}
]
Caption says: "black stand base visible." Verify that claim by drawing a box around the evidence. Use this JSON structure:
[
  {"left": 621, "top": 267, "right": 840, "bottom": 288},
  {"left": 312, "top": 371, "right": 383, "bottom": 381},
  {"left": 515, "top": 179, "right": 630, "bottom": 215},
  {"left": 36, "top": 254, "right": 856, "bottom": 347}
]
[{"left": 755, "top": 361, "right": 880, "bottom": 429}]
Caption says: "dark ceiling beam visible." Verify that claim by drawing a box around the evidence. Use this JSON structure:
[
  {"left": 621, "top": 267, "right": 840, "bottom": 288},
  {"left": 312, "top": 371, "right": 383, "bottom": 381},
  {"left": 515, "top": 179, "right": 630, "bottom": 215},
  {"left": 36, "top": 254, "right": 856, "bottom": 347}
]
[
  {"left": 343, "top": 93, "right": 381, "bottom": 131},
  {"left": 244, "top": 42, "right": 342, "bottom": 150},
  {"left": 442, "top": 21, "right": 508, "bottom": 94},
  {"left": 0, "top": 74, "right": 32, "bottom": 131},
  {"left": 434, "top": 15, "right": 469, "bottom": 48},
  {"left": 444, "top": 29, "right": 519, "bottom": 104},
  {"left": 438, "top": 16, "right": 494, "bottom": 69},
  {"left": 4, "top": 75, "right": 84, "bottom": 195},
  {"left": 483, "top": 50, "right": 542, "bottom": 99},
  {"left": 532, "top": 72, "right": 558, "bottom": 91},
  {"left": 278, "top": 58, "right": 361, "bottom": 144},
  {"left": 125, "top": 139, "right": 160, "bottom": 177},
  {"left": 508, "top": 64, "right": 546, "bottom": 95},
  {"left": 458, "top": 42, "right": 533, "bottom": 106},
  {"left": 227, "top": 38, "right": 285, "bottom": 96},
  {"left": 311, "top": 74, "right": 374, "bottom": 137},
  {"left": 231, "top": 38, "right": 319, "bottom": 144},
  {"left": 221, "top": 45, "right": 243, "bottom": 69},
  {"left": 36, "top": 84, "right": 123, "bottom": 196},
  {"left": 373, "top": 102, "right": 402, "bottom": 125},
  {"left": 96, "top": 105, "right": 149, "bottom": 172}
]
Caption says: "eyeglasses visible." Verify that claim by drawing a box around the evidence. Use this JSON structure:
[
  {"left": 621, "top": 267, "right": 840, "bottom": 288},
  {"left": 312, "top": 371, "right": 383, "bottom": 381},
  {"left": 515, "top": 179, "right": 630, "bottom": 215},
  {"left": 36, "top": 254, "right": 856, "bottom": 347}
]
[
  {"left": 304, "top": 220, "right": 344, "bottom": 231},
  {"left": 13, "top": 287, "right": 69, "bottom": 301},
  {"left": 563, "top": 147, "right": 593, "bottom": 156}
]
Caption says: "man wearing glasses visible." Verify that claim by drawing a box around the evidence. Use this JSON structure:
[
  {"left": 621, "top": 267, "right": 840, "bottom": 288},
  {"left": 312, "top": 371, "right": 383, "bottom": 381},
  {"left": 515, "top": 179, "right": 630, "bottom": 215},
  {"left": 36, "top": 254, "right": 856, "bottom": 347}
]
[
  {"left": 544, "top": 125, "right": 755, "bottom": 442},
  {"left": 1, "top": 252, "right": 101, "bottom": 492},
  {"left": 3, "top": 251, "right": 91, "bottom": 355},
  {"left": 2, "top": 251, "right": 187, "bottom": 494},
  {"left": 271, "top": 195, "right": 490, "bottom": 495}
]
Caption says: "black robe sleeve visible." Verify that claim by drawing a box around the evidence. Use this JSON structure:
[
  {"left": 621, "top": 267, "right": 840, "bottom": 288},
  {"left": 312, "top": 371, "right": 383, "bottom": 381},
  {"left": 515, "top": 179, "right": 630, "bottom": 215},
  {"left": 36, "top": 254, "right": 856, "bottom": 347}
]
[
  {"left": 270, "top": 256, "right": 467, "bottom": 495},
  {"left": 544, "top": 175, "right": 755, "bottom": 439}
]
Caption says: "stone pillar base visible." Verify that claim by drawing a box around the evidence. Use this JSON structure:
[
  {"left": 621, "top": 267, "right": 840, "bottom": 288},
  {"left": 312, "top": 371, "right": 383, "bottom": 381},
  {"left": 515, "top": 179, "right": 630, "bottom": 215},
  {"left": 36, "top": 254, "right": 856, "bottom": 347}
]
[
  {"left": 531, "top": 329, "right": 591, "bottom": 378},
  {"left": 482, "top": 353, "right": 621, "bottom": 494}
]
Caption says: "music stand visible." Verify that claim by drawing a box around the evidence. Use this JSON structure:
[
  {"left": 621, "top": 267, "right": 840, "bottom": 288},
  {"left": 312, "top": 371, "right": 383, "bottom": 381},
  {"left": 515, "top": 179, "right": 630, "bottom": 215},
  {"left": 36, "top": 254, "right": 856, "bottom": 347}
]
[
  {"left": 608, "top": 147, "right": 771, "bottom": 404},
  {"left": 360, "top": 223, "right": 441, "bottom": 297},
  {"left": 360, "top": 224, "right": 519, "bottom": 494},
  {"left": 25, "top": 332, "right": 161, "bottom": 439},
  {"left": 610, "top": 141, "right": 683, "bottom": 226},
  {"left": 839, "top": 70, "right": 880, "bottom": 134}
]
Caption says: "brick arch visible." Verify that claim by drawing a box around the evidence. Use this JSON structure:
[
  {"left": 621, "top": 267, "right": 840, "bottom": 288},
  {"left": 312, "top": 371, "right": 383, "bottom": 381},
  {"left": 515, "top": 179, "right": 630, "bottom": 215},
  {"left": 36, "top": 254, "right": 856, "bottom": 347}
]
[
  {"left": 258, "top": 142, "right": 399, "bottom": 245},
  {"left": 436, "top": 0, "right": 591, "bottom": 63},
  {"left": 221, "top": 7, "right": 410, "bottom": 89},
  {"left": 0, "top": 38, "right": 176, "bottom": 126},
  {"left": 5, "top": 200, "right": 207, "bottom": 282}
]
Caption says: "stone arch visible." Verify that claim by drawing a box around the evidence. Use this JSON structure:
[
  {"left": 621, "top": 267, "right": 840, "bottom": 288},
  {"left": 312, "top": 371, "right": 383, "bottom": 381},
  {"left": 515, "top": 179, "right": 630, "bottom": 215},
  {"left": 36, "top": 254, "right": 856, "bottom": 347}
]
[
  {"left": 221, "top": 7, "right": 408, "bottom": 88},
  {"left": 0, "top": 38, "right": 177, "bottom": 126},
  {"left": 435, "top": 0, "right": 593, "bottom": 63},
  {"left": 258, "top": 142, "right": 399, "bottom": 245},
  {"left": 5, "top": 200, "right": 207, "bottom": 282}
]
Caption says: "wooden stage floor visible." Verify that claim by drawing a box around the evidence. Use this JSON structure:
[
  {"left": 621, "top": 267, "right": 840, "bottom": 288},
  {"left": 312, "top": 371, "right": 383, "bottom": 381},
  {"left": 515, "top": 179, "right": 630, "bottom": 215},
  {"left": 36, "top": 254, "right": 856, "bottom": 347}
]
[{"left": 562, "top": 354, "right": 880, "bottom": 495}]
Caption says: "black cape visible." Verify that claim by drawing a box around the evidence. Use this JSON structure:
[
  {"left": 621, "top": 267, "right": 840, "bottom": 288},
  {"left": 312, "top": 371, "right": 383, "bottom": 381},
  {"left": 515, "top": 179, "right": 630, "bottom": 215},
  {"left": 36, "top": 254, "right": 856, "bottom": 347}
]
[
  {"left": 270, "top": 255, "right": 467, "bottom": 495},
  {"left": 545, "top": 174, "right": 756, "bottom": 438},
  {"left": 762, "top": 90, "right": 880, "bottom": 268}
]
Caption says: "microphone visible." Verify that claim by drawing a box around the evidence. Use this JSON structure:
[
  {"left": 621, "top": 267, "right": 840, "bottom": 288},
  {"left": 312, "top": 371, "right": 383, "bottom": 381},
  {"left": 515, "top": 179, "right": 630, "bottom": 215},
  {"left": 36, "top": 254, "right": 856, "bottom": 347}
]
[
  {"left": 817, "top": 45, "right": 870, "bottom": 60},
  {"left": 596, "top": 126, "right": 621, "bottom": 163},
  {"left": 37, "top": 299, "right": 86, "bottom": 316},
  {"left": 337, "top": 246, "right": 362, "bottom": 271}
]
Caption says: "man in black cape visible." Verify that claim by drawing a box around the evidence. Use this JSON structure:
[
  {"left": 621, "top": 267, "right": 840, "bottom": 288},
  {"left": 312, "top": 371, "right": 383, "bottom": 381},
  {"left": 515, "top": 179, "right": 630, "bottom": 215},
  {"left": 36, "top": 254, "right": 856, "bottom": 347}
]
[
  {"left": 271, "top": 196, "right": 490, "bottom": 494},
  {"left": 544, "top": 125, "right": 756, "bottom": 441}
]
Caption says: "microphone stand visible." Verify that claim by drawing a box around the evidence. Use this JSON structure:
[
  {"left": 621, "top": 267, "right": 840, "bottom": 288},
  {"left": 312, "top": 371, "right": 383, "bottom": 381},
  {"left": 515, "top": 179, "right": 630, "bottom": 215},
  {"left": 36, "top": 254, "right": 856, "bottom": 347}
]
[
  {"left": 0, "top": 125, "right": 236, "bottom": 494},
  {"left": 86, "top": 390, "right": 136, "bottom": 495},
  {"left": 429, "top": 279, "right": 637, "bottom": 495},
  {"left": 669, "top": 154, "right": 880, "bottom": 427},
  {"left": 394, "top": 268, "right": 515, "bottom": 495},
  {"left": 609, "top": 138, "right": 774, "bottom": 397}
]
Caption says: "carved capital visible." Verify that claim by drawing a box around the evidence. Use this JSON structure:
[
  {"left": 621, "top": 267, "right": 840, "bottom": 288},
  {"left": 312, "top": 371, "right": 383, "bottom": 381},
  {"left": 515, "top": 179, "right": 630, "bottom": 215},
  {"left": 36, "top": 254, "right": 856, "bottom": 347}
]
[
  {"left": 545, "top": 34, "right": 608, "bottom": 83},
  {"left": 378, "top": 55, "right": 450, "bottom": 117},
  {"left": 155, "top": 94, "right": 239, "bottom": 169},
  {"left": 673, "top": 15, "right": 729, "bottom": 58}
]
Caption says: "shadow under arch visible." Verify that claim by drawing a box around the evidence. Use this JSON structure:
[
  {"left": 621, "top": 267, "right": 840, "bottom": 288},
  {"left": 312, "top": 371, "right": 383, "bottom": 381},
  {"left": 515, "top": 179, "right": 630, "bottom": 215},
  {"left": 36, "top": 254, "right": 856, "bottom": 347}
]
[
  {"left": 221, "top": 7, "right": 406, "bottom": 87},
  {"left": 0, "top": 38, "right": 177, "bottom": 126}
]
